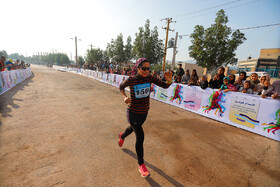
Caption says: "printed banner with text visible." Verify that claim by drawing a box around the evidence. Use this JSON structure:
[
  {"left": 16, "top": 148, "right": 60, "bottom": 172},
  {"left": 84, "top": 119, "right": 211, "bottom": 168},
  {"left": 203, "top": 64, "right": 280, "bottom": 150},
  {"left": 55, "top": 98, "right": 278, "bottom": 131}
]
[{"left": 0, "top": 68, "right": 32, "bottom": 95}]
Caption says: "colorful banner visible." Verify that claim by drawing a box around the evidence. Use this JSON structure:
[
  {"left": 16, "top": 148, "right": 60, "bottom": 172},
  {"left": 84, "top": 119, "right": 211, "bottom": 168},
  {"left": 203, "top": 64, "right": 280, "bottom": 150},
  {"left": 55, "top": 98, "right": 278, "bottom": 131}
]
[
  {"left": 0, "top": 68, "right": 32, "bottom": 95},
  {"left": 53, "top": 66, "right": 280, "bottom": 142}
]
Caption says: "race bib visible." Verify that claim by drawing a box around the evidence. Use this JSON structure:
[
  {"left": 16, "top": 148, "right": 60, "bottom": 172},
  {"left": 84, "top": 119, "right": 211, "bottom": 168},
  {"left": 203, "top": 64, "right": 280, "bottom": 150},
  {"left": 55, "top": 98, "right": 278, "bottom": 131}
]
[{"left": 134, "top": 83, "right": 151, "bottom": 98}]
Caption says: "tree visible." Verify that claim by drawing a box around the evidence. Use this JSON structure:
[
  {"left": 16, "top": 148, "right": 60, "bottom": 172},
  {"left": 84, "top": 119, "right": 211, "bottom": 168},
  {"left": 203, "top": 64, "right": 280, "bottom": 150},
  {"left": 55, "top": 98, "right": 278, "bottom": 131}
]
[
  {"left": 105, "top": 39, "right": 115, "bottom": 62},
  {"left": 133, "top": 20, "right": 164, "bottom": 64},
  {"left": 78, "top": 56, "right": 85, "bottom": 66},
  {"left": 0, "top": 50, "right": 8, "bottom": 57},
  {"left": 8, "top": 53, "right": 25, "bottom": 60},
  {"left": 85, "top": 48, "right": 104, "bottom": 64},
  {"left": 189, "top": 9, "right": 246, "bottom": 70},
  {"left": 124, "top": 36, "right": 133, "bottom": 63},
  {"left": 102, "top": 50, "right": 110, "bottom": 63},
  {"left": 25, "top": 53, "right": 70, "bottom": 65},
  {"left": 150, "top": 26, "right": 164, "bottom": 64},
  {"left": 60, "top": 55, "right": 71, "bottom": 65},
  {"left": 104, "top": 34, "right": 132, "bottom": 64},
  {"left": 113, "top": 34, "right": 125, "bottom": 63}
]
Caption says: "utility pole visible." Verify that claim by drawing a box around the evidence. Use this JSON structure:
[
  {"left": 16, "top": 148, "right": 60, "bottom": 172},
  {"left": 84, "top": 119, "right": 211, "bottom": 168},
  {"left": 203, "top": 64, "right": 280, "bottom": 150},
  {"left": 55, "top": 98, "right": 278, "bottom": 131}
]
[
  {"left": 89, "top": 44, "right": 93, "bottom": 50},
  {"left": 162, "top": 18, "right": 175, "bottom": 72},
  {"left": 70, "top": 36, "right": 81, "bottom": 65},
  {"left": 75, "top": 36, "right": 78, "bottom": 65},
  {"left": 171, "top": 32, "right": 178, "bottom": 71}
]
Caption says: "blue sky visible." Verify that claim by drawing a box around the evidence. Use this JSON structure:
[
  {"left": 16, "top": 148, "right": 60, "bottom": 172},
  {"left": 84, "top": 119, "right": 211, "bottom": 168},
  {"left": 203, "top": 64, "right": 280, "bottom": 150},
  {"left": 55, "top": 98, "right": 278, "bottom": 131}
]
[{"left": 1, "top": 0, "right": 280, "bottom": 64}]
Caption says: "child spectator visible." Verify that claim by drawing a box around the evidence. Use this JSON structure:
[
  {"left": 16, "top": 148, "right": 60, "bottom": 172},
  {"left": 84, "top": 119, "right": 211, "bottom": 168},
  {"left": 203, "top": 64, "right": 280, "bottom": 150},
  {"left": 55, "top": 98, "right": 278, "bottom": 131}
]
[
  {"left": 229, "top": 74, "right": 236, "bottom": 84},
  {"left": 219, "top": 77, "right": 238, "bottom": 92},
  {"left": 174, "top": 76, "right": 181, "bottom": 83},
  {"left": 239, "top": 80, "right": 253, "bottom": 94},
  {"left": 197, "top": 75, "right": 208, "bottom": 89},
  {"left": 188, "top": 69, "right": 199, "bottom": 86},
  {"left": 250, "top": 73, "right": 260, "bottom": 94},
  {"left": 261, "top": 80, "right": 273, "bottom": 98}
]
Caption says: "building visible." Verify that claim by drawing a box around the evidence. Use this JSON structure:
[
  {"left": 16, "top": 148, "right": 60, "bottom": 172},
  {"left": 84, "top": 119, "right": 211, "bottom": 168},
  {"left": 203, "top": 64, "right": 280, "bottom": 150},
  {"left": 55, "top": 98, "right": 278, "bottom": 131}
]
[
  {"left": 238, "top": 48, "right": 280, "bottom": 71},
  {"left": 238, "top": 58, "right": 258, "bottom": 70},
  {"left": 258, "top": 48, "right": 280, "bottom": 69}
]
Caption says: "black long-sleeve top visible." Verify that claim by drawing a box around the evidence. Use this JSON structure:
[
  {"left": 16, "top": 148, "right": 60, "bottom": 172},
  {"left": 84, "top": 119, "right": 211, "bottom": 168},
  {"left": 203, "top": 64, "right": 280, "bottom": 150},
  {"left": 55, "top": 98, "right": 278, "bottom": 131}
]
[{"left": 119, "top": 74, "right": 171, "bottom": 114}]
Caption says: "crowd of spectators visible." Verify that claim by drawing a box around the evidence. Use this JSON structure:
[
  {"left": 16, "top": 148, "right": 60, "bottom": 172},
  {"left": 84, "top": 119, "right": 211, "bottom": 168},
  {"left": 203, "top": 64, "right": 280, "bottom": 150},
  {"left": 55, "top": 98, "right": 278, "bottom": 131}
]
[
  {"left": 173, "top": 65, "right": 279, "bottom": 99},
  {"left": 0, "top": 56, "right": 30, "bottom": 72},
  {"left": 65, "top": 61, "right": 279, "bottom": 99}
]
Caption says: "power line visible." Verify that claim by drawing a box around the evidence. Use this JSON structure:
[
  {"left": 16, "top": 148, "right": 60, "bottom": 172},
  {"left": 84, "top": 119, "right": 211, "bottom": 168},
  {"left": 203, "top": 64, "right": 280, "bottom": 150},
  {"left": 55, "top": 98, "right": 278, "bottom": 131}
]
[
  {"left": 235, "top": 23, "right": 280, "bottom": 30},
  {"left": 176, "top": 0, "right": 260, "bottom": 22},
  {"left": 174, "top": 0, "right": 242, "bottom": 19},
  {"left": 179, "top": 23, "right": 280, "bottom": 39},
  {"left": 236, "top": 24, "right": 280, "bottom": 58}
]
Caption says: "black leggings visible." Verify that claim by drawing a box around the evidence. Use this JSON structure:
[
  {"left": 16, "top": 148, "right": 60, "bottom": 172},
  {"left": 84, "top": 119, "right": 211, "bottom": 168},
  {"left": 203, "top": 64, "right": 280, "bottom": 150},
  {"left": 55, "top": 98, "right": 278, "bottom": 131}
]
[{"left": 121, "top": 110, "right": 148, "bottom": 165}]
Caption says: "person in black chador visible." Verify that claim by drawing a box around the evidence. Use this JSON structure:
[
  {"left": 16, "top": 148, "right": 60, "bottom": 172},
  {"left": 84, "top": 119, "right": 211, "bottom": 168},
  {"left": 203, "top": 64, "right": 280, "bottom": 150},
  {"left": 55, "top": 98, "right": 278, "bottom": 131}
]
[{"left": 209, "top": 67, "right": 225, "bottom": 89}]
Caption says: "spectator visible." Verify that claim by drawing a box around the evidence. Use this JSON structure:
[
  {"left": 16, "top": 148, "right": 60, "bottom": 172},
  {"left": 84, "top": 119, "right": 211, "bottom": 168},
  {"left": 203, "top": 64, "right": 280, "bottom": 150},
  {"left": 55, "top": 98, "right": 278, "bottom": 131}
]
[
  {"left": 181, "top": 69, "right": 190, "bottom": 84},
  {"left": 250, "top": 73, "right": 260, "bottom": 85},
  {"left": 15, "top": 59, "right": 20, "bottom": 65},
  {"left": 163, "top": 70, "right": 173, "bottom": 82},
  {"left": 255, "top": 75, "right": 269, "bottom": 95},
  {"left": 174, "top": 75, "right": 181, "bottom": 83},
  {"left": 229, "top": 74, "right": 236, "bottom": 84},
  {"left": 261, "top": 80, "right": 273, "bottom": 98},
  {"left": 151, "top": 70, "right": 160, "bottom": 79},
  {"left": 209, "top": 67, "right": 225, "bottom": 89},
  {"left": 188, "top": 69, "right": 199, "bottom": 86},
  {"left": 219, "top": 77, "right": 237, "bottom": 92},
  {"left": 121, "top": 68, "right": 126, "bottom": 75},
  {"left": 172, "top": 75, "right": 177, "bottom": 83},
  {"left": 239, "top": 80, "right": 253, "bottom": 94},
  {"left": 271, "top": 80, "right": 280, "bottom": 99},
  {"left": 197, "top": 75, "right": 208, "bottom": 89},
  {"left": 209, "top": 74, "right": 219, "bottom": 89},
  {"left": 6, "top": 59, "right": 14, "bottom": 71},
  {"left": 176, "top": 64, "right": 184, "bottom": 82},
  {"left": 234, "top": 71, "right": 247, "bottom": 90},
  {"left": 0, "top": 56, "right": 6, "bottom": 71},
  {"left": 250, "top": 73, "right": 260, "bottom": 94}
]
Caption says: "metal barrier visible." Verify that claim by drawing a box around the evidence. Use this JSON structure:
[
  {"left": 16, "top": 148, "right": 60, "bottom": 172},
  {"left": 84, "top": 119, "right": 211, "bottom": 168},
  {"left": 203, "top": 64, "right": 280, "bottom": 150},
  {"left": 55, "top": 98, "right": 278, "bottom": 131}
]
[
  {"left": 256, "top": 68, "right": 280, "bottom": 78},
  {"left": 237, "top": 68, "right": 280, "bottom": 78}
]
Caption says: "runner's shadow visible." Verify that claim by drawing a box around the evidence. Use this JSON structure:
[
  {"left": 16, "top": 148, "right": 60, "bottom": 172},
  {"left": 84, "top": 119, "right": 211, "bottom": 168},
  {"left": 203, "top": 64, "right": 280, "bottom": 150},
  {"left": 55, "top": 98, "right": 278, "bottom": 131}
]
[{"left": 122, "top": 148, "right": 184, "bottom": 187}]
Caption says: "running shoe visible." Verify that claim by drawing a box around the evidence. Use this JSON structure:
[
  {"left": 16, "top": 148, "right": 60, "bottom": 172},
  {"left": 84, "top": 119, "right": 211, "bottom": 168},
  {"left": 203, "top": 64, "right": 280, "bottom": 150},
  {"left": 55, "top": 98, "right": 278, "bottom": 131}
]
[
  {"left": 138, "top": 164, "right": 150, "bottom": 177},
  {"left": 118, "top": 133, "right": 124, "bottom": 147}
]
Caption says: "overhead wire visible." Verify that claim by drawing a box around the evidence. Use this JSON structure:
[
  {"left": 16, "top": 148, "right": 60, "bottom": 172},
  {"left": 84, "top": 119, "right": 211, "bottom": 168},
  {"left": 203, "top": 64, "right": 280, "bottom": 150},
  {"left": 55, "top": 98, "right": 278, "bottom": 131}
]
[
  {"left": 115, "top": 0, "right": 146, "bottom": 19},
  {"left": 178, "top": 23, "right": 280, "bottom": 40},
  {"left": 176, "top": 0, "right": 261, "bottom": 22},
  {"left": 235, "top": 23, "right": 280, "bottom": 30},
  {"left": 174, "top": 0, "right": 242, "bottom": 20}
]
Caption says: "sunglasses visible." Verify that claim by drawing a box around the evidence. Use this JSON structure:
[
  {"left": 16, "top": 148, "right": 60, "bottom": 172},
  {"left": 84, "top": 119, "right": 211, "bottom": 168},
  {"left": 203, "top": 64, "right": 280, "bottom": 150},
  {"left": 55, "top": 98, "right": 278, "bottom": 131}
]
[{"left": 140, "top": 67, "right": 150, "bottom": 71}]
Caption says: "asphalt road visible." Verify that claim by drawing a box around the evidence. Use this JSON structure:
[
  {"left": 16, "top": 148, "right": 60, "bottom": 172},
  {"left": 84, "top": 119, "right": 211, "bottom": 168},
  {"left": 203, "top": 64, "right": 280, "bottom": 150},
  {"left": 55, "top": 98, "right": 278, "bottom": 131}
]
[{"left": 0, "top": 65, "right": 279, "bottom": 187}]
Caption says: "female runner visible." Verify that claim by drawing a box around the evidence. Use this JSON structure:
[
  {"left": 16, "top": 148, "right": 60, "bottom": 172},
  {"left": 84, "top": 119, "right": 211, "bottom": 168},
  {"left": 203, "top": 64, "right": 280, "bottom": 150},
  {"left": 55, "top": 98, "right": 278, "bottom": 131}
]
[{"left": 118, "top": 58, "right": 172, "bottom": 177}]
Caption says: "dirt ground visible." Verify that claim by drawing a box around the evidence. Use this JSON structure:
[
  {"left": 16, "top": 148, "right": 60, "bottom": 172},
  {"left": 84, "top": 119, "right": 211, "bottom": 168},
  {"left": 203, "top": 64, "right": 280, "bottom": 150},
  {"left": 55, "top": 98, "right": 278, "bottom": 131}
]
[{"left": 0, "top": 65, "right": 279, "bottom": 187}]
